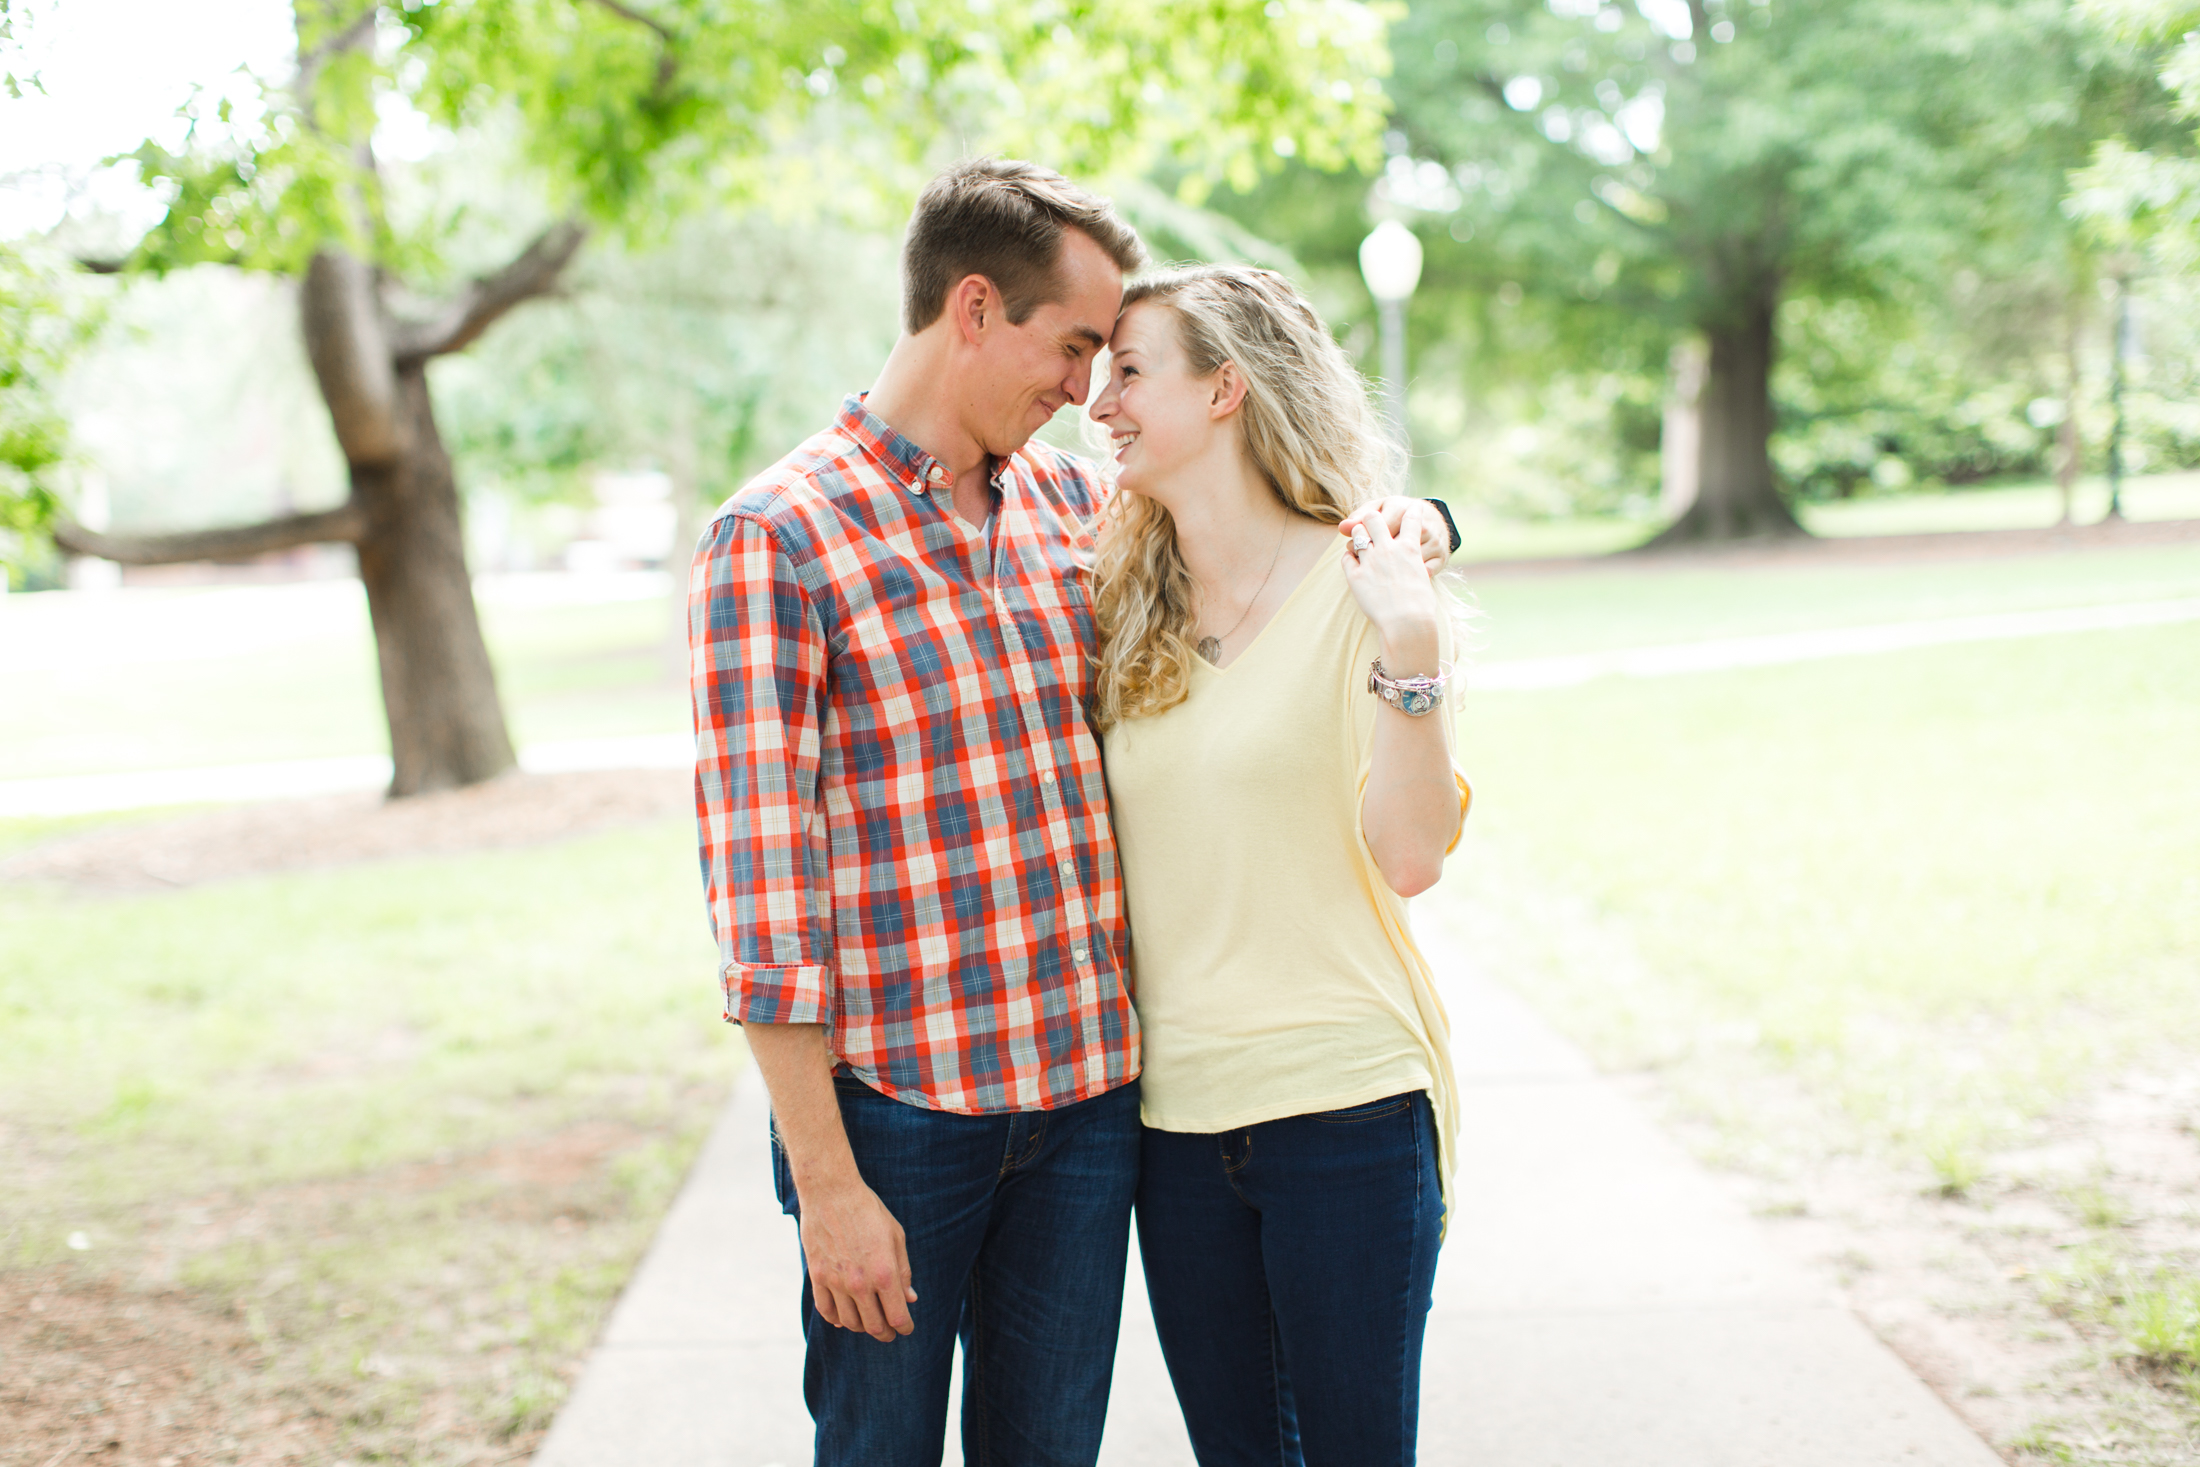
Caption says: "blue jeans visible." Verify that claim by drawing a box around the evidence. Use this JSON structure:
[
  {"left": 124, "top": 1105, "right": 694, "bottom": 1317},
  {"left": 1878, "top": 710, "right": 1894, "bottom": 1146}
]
[
  {"left": 1135, "top": 1091, "right": 1444, "bottom": 1467},
  {"left": 772, "top": 1075, "right": 1142, "bottom": 1467}
]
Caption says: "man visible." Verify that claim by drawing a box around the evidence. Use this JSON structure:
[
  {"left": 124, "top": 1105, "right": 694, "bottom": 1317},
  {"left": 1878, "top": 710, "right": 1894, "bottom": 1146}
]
[{"left": 690, "top": 158, "right": 1449, "bottom": 1465}]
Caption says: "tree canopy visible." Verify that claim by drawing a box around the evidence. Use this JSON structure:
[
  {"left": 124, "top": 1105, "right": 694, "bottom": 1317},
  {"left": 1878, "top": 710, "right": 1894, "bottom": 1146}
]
[
  {"left": 2072, "top": 0, "right": 2200, "bottom": 272},
  {"left": 1199, "top": 0, "right": 2193, "bottom": 528},
  {"left": 121, "top": 0, "right": 1394, "bottom": 283}
]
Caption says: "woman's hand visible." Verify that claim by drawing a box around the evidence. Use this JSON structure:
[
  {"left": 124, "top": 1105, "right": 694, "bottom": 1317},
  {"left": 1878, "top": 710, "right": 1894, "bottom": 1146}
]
[
  {"left": 1338, "top": 498, "right": 1450, "bottom": 575},
  {"left": 1347, "top": 512, "right": 1462, "bottom": 898},
  {"left": 1341, "top": 509, "right": 1443, "bottom": 677}
]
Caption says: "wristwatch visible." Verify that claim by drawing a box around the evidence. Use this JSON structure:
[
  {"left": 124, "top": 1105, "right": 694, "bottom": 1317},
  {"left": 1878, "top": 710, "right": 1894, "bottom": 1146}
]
[{"left": 1368, "top": 658, "right": 1452, "bottom": 716}]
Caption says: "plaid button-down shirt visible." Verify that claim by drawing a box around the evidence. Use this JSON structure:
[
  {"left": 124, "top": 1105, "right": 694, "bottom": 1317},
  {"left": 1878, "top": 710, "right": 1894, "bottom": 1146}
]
[{"left": 690, "top": 396, "right": 1138, "bottom": 1114}]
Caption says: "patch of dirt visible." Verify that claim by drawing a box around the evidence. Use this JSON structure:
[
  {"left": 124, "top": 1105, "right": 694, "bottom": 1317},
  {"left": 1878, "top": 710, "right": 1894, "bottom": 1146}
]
[
  {"left": 0, "top": 770, "right": 691, "bottom": 893},
  {"left": 1650, "top": 1058, "right": 2200, "bottom": 1465},
  {"left": 0, "top": 1275, "right": 341, "bottom": 1467},
  {"left": 0, "top": 1113, "right": 706, "bottom": 1467},
  {"left": 1464, "top": 514, "right": 2200, "bottom": 576}
]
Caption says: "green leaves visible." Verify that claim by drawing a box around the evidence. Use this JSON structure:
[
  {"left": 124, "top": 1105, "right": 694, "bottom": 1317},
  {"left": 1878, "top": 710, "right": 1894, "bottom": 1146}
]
[
  {"left": 129, "top": 0, "right": 1394, "bottom": 284},
  {"left": 0, "top": 0, "right": 44, "bottom": 100},
  {"left": 0, "top": 243, "right": 102, "bottom": 587},
  {"left": 2069, "top": 0, "right": 2200, "bottom": 272}
]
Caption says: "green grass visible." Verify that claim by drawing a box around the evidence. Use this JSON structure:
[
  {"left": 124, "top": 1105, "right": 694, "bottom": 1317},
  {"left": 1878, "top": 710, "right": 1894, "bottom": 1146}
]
[
  {"left": 1442, "top": 467, "right": 2200, "bottom": 565},
  {"left": 1450, "top": 620, "right": 2200, "bottom": 1158},
  {"left": 1806, "top": 470, "right": 2200, "bottom": 537},
  {"left": 0, "top": 584, "right": 687, "bottom": 780},
  {"left": 2117, "top": 1277, "right": 2200, "bottom": 1371},
  {"left": 1445, "top": 510, "right": 1657, "bottom": 562},
  {"left": 2044, "top": 1252, "right": 2200, "bottom": 1373},
  {"left": 2, "top": 819, "right": 726, "bottom": 1232},
  {"left": 1465, "top": 540, "right": 2200, "bottom": 662},
  {"left": 1436, "top": 540, "right": 2200, "bottom": 1446},
  {"left": 5, "top": 474, "right": 2192, "bottom": 779},
  {"left": 0, "top": 818, "right": 735, "bottom": 1458}
]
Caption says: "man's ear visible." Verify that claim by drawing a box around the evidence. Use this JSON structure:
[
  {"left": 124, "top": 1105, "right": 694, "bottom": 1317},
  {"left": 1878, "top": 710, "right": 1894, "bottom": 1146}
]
[
  {"left": 952, "top": 274, "right": 997, "bottom": 347},
  {"left": 1209, "top": 362, "right": 1249, "bottom": 420}
]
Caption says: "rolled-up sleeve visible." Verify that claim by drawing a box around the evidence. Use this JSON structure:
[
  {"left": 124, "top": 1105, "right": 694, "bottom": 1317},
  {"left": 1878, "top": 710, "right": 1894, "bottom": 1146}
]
[{"left": 690, "top": 511, "right": 834, "bottom": 1026}]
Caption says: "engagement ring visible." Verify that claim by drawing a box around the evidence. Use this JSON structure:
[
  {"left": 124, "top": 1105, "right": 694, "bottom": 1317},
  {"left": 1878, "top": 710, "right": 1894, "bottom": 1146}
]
[{"left": 1349, "top": 527, "right": 1372, "bottom": 555}]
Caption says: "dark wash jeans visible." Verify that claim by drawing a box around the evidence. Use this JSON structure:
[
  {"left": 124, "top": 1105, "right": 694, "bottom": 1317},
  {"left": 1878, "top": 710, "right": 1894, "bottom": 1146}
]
[
  {"left": 771, "top": 1075, "right": 1142, "bottom": 1467},
  {"left": 1135, "top": 1091, "right": 1444, "bottom": 1467}
]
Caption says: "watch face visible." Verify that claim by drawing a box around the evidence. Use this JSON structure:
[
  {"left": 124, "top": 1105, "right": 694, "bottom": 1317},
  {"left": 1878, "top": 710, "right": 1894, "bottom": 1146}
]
[{"left": 1402, "top": 689, "right": 1436, "bottom": 716}]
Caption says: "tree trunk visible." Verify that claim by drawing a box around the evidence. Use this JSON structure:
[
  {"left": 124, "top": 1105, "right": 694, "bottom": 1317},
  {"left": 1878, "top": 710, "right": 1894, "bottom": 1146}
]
[
  {"left": 296, "top": 246, "right": 519, "bottom": 797},
  {"left": 63, "top": 0, "right": 582, "bottom": 799},
  {"left": 63, "top": 233, "right": 582, "bottom": 799},
  {"left": 1659, "top": 337, "right": 1707, "bottom": 521},
  {"left": 1646, "top": 279, "right": 1804, "bottom": 545},
  {"left": 353, "top": 366, "right": 517, "bottom": 796}
]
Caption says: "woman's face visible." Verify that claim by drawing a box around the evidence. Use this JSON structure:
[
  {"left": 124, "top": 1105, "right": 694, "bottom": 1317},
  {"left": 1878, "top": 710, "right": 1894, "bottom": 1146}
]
[{"left": 1088, "top": 300, "right": 1225, "bottom": 508}]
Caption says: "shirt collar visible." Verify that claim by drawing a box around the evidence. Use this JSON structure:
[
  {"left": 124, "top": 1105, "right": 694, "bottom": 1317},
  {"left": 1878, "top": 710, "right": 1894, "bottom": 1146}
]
[{"left": 839, "top": 393, "right": 1015, "bottom": 500}]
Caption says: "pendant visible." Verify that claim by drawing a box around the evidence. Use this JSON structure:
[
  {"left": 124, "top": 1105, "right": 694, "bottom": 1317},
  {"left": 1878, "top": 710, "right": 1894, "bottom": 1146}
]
[{"left": 1196, "top": 636, "right": 1223, "bottom": 665}]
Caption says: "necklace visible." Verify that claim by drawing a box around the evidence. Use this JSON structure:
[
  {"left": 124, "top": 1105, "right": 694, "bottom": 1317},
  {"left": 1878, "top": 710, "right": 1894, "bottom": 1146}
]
[{"left": 1195, "top": 520, "right": 1287, "bottom": 665}]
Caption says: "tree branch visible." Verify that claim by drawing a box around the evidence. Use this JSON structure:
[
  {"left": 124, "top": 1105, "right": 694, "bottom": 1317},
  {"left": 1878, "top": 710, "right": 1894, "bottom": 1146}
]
[
  {"left": 295, "top": 4, "right": 378, "bottom": 118},
  {"left": 586, "top": 0, "right": 671, "bottom": 43},
  {"left": 304, "top": 249, "right": 403, "bottom": 466},
  {"left": 584, "top": 0, "right": 680, "bottom": 92},
  {"left": 53, "top": 502, "right": 366, "bottom": 565},
  {"left": 389, "top": 221, "right": 589, "bottom": 364},
  {"left": 1686, "top": 0, "right": 1713, "bottom": 39}
]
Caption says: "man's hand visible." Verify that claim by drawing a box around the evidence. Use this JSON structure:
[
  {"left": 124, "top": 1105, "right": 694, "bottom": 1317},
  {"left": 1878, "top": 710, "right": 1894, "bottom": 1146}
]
[
  {"left": 742, "top": 1021, "right": 920, "bottom": 1343},
  {"left": 1341, "top": 497, "right": 1450, "bottom": 574},
  {"left": 799, "top": 1176, "right": 919, "bottom": 1342}
]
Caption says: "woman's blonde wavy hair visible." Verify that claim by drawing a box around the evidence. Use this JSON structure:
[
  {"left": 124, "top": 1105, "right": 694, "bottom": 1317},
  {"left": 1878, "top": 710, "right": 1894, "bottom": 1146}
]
[{"left": 1089, "top": 263, "right": 1399, "bottom": 729}]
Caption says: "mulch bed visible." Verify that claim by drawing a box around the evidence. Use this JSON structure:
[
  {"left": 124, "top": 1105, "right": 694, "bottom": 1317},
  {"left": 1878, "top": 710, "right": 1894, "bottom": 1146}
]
[
  {"left": 1463, "top": 513, "right": 2200, "bottom": 576},
  {"left": 0, "top": 770, "right": 692, "bottom": 893}
]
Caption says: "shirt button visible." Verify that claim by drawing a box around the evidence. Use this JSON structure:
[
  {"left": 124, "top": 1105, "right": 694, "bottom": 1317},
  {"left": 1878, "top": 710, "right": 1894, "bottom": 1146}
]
[
  {"left": 1073, "top": 946, "right": 1090, "bottom": 964},
  {"left": 1059, "top": 859, "right": 1075, "bottom": 878},
  {"left": 1041, "top": 770, "right": 1056, "bottom": 784}
]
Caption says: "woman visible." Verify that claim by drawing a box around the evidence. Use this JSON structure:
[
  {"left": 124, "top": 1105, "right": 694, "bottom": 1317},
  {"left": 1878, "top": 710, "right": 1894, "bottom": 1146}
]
[{"left": 1087, "top": 263, "right": 1469, "bottom": 1466}]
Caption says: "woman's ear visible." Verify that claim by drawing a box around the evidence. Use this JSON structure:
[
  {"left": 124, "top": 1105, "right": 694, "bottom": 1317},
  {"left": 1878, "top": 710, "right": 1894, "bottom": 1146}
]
[{"left": 1208, "top": 362, "right": 1249, "bottom": 420}]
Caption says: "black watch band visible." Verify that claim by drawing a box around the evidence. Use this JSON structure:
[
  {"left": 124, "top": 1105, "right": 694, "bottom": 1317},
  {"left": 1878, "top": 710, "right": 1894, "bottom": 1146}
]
[{"left": 1423, "top": 497, "right": 1461, "bottom": 556}]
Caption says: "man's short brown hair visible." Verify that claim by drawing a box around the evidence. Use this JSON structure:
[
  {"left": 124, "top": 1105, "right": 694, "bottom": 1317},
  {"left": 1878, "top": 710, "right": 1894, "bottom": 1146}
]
[{"left": 901, "top": 159, "right": 1147, "bottom": 335}]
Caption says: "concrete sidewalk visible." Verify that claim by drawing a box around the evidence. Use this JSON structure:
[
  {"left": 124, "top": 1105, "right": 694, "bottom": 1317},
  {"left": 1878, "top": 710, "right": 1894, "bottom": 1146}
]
[{"left": 532, "top": 923, "right": 2003, "bottom": 1467}]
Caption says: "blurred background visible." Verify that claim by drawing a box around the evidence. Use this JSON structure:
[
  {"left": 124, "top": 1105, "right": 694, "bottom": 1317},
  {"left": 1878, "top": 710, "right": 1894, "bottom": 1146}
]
[{"left": 1, "top": 0, "right": 2196, "bottom": 1462}]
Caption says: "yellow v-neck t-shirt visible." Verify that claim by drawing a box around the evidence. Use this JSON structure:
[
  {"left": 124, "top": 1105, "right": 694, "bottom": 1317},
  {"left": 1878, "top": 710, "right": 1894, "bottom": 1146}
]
[{"left": 1102, "top": 548, "right": 1469, "bottom": 1189}]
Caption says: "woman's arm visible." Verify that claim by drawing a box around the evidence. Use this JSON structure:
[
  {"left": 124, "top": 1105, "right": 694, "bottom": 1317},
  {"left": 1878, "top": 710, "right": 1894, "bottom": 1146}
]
[{"left": 1344, "top": 513, "right": 1464, "bottom": 897}]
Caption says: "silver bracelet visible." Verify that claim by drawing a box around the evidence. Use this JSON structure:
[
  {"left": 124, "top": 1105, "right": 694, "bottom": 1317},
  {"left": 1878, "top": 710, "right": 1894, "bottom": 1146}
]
[{"left": 1368, "top": 658, "right": 1452, "bottom": 716}]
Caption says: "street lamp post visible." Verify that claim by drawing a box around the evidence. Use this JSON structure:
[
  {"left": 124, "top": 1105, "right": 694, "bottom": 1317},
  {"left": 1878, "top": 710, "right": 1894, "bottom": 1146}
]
[
  {"left": 1359, "top": 220, "right": 1424, "bottom": 450},
  {"left": 2106, "top": 278, "right": 2138, "bottom": 522}
]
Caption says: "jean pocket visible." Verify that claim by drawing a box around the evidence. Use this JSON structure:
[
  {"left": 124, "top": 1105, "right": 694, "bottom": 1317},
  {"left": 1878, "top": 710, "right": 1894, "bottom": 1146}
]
[
  {"left": 769, "top": 1120, "right": 798, "bottom": 1217},
  {"left": 1311, "top": 1092, "right": 1414, "bottom": 1124}
]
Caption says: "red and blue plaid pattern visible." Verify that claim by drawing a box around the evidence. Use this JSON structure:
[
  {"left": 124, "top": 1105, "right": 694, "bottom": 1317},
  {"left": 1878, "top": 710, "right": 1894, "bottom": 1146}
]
[{"left": 690, "top": 396, "right": 1138, "bottom": 1114}]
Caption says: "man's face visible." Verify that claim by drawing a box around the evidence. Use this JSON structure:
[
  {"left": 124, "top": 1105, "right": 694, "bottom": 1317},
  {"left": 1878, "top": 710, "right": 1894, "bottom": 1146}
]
[{"left": 967, "top": 227, "right": 1124, "bottom": 459}]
